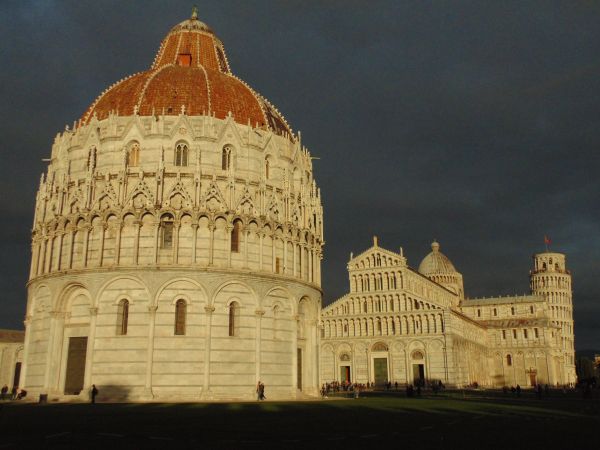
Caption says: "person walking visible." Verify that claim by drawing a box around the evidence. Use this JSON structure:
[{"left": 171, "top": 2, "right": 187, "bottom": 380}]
[
  {"left": 1, "top": 385, "right": 8, "bottom": 400},
  {"left": 259, "top": 382, "right": 266, "bottom": 400},
  {"left": 90, "top": 384, "right": 99, "bottom": 404}
]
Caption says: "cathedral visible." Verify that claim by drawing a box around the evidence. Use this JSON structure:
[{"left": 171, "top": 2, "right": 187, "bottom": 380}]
[
  {"left": 320, "top": 238, "right": 576, "bottom": 388},
  {"left": 14, "top": 11, "right": 574, "bottom": 402}
]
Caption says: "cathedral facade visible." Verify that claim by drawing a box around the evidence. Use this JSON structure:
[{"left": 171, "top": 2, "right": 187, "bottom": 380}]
[
  {"left": 21, "top": 12, "right": 323, "bottom": 401},
  {"left": 320, "top": 238, "right": 576, "bottom": 388}
]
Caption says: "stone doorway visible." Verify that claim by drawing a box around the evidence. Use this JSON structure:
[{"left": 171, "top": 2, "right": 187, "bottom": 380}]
[
  {"left": 340, "top": 365, "right": 351, "bottom": 383},
  {"left": 64, "top": 337, "right": 87, "bottom": 395},
  {"left": 13, "top": 362, "right": 21, "bottom": 388},
  {"left": 412, "top": 363, "right": 425, "bottom": 386},
  {"left": 373, "top": 358, "right": 388, "bottom": 386},
  {"left": 529, "top": 370, "right": 537, "bottom": 387}
]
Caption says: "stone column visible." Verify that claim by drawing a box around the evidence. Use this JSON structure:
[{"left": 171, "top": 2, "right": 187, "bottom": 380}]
[
  {"left": 312, "top": 319, "right": 319, "bottom": 391},
  {"left": 44, "top": 235, "right": 54, "bottom": 273},
  {"left": 258, "top": 232, "right": 264, "bottom": 271},
  {"left": 255, "top": 309, "right": 265, "bottom": 383},
  {"left": 82, "top": 226, "right": 91, "bottom": 268},
  {"left": 55, "top": 232, "right": 64, "bottom": 271},
  {"left": 272, "top": 236, "right": 276, "bottom": 273},
  {"left": 20, "top": 316, "right": 33, "bottom": 386},
  {"left": 293, "top": 242, "right": 297, "bottom": 277},
  {"left": 132, "top": 220, "right": 141, "bottom": 265},
  {"left": 153, "top": 221, "right": 160, "bottom": 264},
  {"left": 208, "top": 223, "right": 215, "bottom": 266},
  {"left": 67, "top": 227, "right": 75, "bottom": 269},
  {"left": 173, "top": 220, "right": 181, "bottom": 264},
  {"left": 283, "top": 238, "right": 288, "bottom": 275},
  {"left": 243, "top": 228, "right": 249, "bottom": 269},
  {"left": 99, "top": 224, "right": 108, "bottom": 267},
  {"left": 226, "top": 225, "right": 234, "bottom": 268},
  {"left": 300, "top": 245, "right": 305, "bottom": 280},
  {"left": 114, "top": 221, "right": 123, "bottom": 265},
  {"left": 144, "top": 305, "right": 158, "bottom": 399},
  {"left": 44, "top": 311, "right": 66, "bottom": 394},
  {"left": 203, "top": 305, "right": 215, "bottom": 396},
  {"left": 191, "top": 223, "right": 198, "bottom": 263},
  {"left": 308, "top": 248, "right": 314, "bottom": 283},
  {"left": 29, "top": 242, "right": 38, "bottom": 279},
  {"left": 83, "top": 307, "right": 98, "bottom": 390},
  {"left": 292, "top": 314, "right": 299, "bottom": 394}
]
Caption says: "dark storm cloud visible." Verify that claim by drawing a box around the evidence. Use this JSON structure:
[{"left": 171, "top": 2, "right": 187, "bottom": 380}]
[{"left": 0, "top": 1, "right": 598, "bottom": 349}]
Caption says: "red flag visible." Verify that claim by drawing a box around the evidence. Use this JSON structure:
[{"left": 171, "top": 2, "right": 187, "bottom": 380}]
[{"left": 544, "top": 235, "right": 551, "bottom": 245}]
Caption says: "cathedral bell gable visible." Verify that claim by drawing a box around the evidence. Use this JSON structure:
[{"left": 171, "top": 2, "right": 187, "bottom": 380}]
[{"left": 347, "top": 236, "right": 407, "bottom": 273}]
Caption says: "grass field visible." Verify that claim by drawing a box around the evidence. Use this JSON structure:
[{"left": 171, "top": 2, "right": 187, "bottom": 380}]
[{"left": 0, "top": 391, "right": 597, "bottom": 449}]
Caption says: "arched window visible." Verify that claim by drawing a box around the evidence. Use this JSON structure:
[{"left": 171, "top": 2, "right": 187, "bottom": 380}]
[
  {"left": 265, "top": 157, "right": 271, "bottom": 179},
  {"left": 160, "top": 214, "right": 174, "bottom": 249},
  {"left": 363, "top": 301, "right": 367, "bottom": 313},
  {"left": 506, "top": 354, "right": 512, "bottom": 366},
  {"left": 128, "top": 142, "right": 140, "bottom": 167},
  {"left": 174, "top": 299, "right": 186, "bottom": 335},
  {"left": 231, "top": 220, "right": 241, "bottom": 253},
  {"left": 117, "top": 299, "right": 129, "bottom": 335},
  {"left": 228, "top": 301, "right": 239, "bottom": 336},
  {"left": 174, "top": 142, "right": 189, "bottom": 167},
  {"left": 222, "top": 145, "right": 233, "bottom": 170}
]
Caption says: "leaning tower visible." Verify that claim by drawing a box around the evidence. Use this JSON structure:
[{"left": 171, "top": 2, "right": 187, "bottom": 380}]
[
  {"left": 21, "top": 10, "right": 324, "bottom": 401},
  {"left": 530, "top": 252, "right": 576, "bottom": 384}
]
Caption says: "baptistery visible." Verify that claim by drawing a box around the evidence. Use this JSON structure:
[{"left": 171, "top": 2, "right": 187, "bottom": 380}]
[{"left": 22, "top": 10, "right": 323, "bottom": 401}]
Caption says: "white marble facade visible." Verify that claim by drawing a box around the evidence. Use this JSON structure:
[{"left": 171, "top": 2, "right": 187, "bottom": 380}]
[
  {"left": 21, "top": 14, "right": 323, "bottom": 401},
  {"left": 320, "top": 240, "right": 576, "bottom": 388}
]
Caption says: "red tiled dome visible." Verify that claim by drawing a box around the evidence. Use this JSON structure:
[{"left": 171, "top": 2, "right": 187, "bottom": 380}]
[{"left": 82, "top": 13, "right": 293, "bottom": 138}]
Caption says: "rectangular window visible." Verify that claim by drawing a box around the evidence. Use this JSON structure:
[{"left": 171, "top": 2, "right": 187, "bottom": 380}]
[
  {"left": 493, "top": 308, "right": 497, "bottom": 316},
  {"left": 530, "top": 305, "right": 534, "bottom": 314},
  {"left": 502, "top": 330, "right": 506, "bottom": 339},
  {"left": 534, "top": 328, "right": 539, "bottom": 338},
  {"left": 477, "top": 309, "right": 481, "bottom": 317},
  {"left": 178, "top": 53, "right": 192, "bottom": 66},
  {"left": 512, "top": 329, "right": 517, "bottom": 339},
  {"left": 523, "top": 329, "right": 528, "bottom": 339}
]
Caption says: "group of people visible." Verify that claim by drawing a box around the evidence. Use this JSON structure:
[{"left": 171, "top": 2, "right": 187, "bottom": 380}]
[{"left": 0, "top": 385, "right": 27, "bottom": 400}]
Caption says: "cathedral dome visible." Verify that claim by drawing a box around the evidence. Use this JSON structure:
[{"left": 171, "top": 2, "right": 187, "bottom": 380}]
[
  {"left": 81, "top": 10, "right": 292, "bottom": 138},
  {"left": 418, "top": 241, "right": 457, "bottom": 275}
]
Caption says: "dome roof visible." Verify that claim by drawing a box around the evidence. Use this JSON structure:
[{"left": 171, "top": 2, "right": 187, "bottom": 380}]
[
  {"left": 418, "top": 241, "right": 458, "bottom": 275},
  {"left": 81, "top": 10, "right": 292, "bottom": 138}
]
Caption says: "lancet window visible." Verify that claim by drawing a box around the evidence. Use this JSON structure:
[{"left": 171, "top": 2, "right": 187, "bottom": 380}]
[
  {"left": 174, "top": 142, "right": 189, "bottom": 166},
  {"left": 222, "top": 145, "right": 233, "bottom": 170},
  {"left": 117, "top": 299, "right": 129, "bottom": 335},
  {"left": 231, "top": 220, "right": 241, "bottom": 253},
  {"left": 160, "top": 214, "right": 174, "bottom": 249},
  {"left": 128, "top": 142, "right": 140, "bottom": 167},
  {"left": 229, "top": 301, "right": 239, "bottom": 336},
  {"left": 174, "top": 299, "right": 186, "bottom": 335}
]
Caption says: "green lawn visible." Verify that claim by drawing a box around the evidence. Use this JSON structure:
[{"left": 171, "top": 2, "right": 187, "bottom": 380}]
[{"left": 1, "top": 391, "right": 598, "bottom": 449}]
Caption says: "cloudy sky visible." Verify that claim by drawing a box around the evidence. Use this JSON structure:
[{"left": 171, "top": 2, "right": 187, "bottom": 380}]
[{"left": 1, "top": 1, "right": 598, "bottom": 350}]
